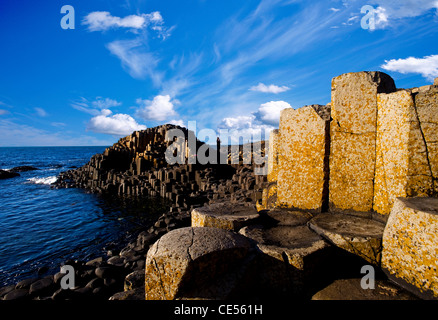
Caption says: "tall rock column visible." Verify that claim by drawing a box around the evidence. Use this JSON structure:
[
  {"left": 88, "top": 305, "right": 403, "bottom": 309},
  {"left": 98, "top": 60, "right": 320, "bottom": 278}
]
[
  {"left": 277, "top": 105, "right": 331, "bottom": 212},
  {"left": 329, "top": 71, "right": 396, "bottom": 213},
  {"left": 374, "top": 88, "right": 437, "bottom": 215}
]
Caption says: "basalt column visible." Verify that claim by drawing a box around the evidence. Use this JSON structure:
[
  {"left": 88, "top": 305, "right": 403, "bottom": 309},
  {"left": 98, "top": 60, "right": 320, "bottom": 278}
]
[{"left": 329, "top": 71, "right": 396, "bottom": 213}]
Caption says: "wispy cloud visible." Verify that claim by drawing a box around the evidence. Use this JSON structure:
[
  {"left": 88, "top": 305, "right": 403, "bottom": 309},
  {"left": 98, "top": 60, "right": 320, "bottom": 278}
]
[
  {"left": 249, "top": 83, "right": 290, "bottom": 94},
  {"left": 34, "top": 107, "right": 48, "bottom": 117},
  {"left": 71, "top": 97, "right": 122, "bottom": 115},
  {"left": 106, "top": 38, "right": 163, "bottom": 83},
  {"left": 0, "top": 119, "right": 112, "bottom": 146},
  {"left": 381, "top": 54, "right": 438, "bottom": 81}
]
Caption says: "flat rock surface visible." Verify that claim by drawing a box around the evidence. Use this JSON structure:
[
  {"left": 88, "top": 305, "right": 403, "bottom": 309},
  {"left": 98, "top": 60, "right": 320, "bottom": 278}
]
[
  {"left": 263, "top": 209, "right": 313, "bottom": 226},
  {"left": 308, "top": 213, "right": 385, "bottom": 238},
  {"left": 308, "top": 213, "right": 385, "bottom": 265},
  {"left": 311, "top": 278, "right": 418, "bottom": 300}
]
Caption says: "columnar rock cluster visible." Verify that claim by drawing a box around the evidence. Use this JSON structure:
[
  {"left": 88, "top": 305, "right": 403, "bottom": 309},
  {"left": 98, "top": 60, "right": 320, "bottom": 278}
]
[
  {"left": 258, "top": 72, "right": 438, "bottom": 299},
  {"left": 54, "top": 124, "right": 268, "bottom": 212}
]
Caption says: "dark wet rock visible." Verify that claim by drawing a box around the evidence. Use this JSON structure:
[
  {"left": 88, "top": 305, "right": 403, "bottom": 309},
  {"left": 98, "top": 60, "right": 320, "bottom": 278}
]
[
  {"left": 0, "top": 169, "right": 20, "bottom": 179},
  {"left": 15, "top": 278, "right": 38, "bottom": 289},
  {"left": 9, "top": 166, "right": 39, "bottom": 173},
  {"left": 3, "top": 288, "right": 30, "bottom": 300},
  {"left": 29, "top": 276, "right": 54, "bottom": 296}
]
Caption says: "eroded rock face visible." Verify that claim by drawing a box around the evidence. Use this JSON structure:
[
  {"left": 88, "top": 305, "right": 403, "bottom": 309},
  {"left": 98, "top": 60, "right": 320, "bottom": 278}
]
[
  {"left": 191, "top": 202, "right": 260, "bottom": 231},
  {"left": 277, "top": 105, "right": 331, "bottom": 212},
  {"left": 329, "top": 71, "right": 396, "bottom": 213},
  {"left": 382, "top": 197, "right": 438, "bottom": 299},
  {"left": 144, "top": 227, "right": 252, "bottom": 300}
]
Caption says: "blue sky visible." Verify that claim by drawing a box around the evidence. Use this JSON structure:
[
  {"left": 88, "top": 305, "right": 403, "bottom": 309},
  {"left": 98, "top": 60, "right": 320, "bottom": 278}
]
[{"left": 0, "top": 0, "right": 437, "bottom": 146}]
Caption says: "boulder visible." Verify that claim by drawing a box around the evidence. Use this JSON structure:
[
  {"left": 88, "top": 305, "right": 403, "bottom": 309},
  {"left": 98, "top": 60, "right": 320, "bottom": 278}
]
[
  {"left": 9, "top": 166, "right": 39, "bottom": 173},
  {"left": 308, "top": 213, "right": 385, "bottom": 265},
  {"left": 144, "top": 227, "right": 253, "bottom": 300},
  {"left": 382, "top": 197, "right": 438, "bottom": 299},
  {"left": 191, "top": 202, "right": 260, "bottom": 231},
  {"left": 277, "top": 105, "right": 331, "bottom": 212},
  {"left": 0, "top": 169, "right": 20, "bottom": 180},
  {"left": 434, "top": 77, "right": 438, "bottom": 86},
  {"left": 3, "top": 289, "right": 30, "bottom": 300},
  {"left": 329, "top": 71, "right": 396, "bottom": 213},
  {"left": 311, "top": 278, "right": 418, "bottom": 300},
  {"left": 109, "top": 289, "right": 144, "bottom": 300}
]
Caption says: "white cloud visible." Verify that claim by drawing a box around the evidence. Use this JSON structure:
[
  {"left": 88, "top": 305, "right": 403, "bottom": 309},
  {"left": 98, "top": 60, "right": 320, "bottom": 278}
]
[
  {"left": 168, "top": 119, "right": 185, "bottom": 127},
  {"left": 249, "top": 83, "right": 290, "bottom": 94},
  {"left": 82, "top": 11, "right": 163, "bottom": 32},
  {"left": 135, "top": 95, "right": 178, "bottom": 122},
  {"left": 0, "top": 109, "right": 9, "bottom": 116},
  {"left": 106, "top": 39, "right": 162, "bottom": 83},
  {"left": 381, "top": 54, "right": 438, "bottom": 81},
  {"left": 34, "top": 107, "right": 48, "bottom": 117},
  {"left": 87, "top": 109, "right": 146, "bottom": 136},
  {"left": 255, "top": 100, "right": 291, "bottom": 125},
  {"left": 329, "top": 8, "right": 341, "bottom": 12}
]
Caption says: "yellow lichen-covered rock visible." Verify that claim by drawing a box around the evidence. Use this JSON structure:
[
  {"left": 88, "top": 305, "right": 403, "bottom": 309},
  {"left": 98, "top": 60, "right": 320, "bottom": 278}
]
[
  {"left": 382, "top": 197, "right": 438, "bottom": 299},
  {"left": 329, "top": 71, "right": 396, "bottom": 212},
  {"left": 277, "top": 105, "right": 330, "bottom": 212},
  {"left": 374, "top": 90, "right": 434, "bottom": 215},
  {"left": 267, "top": 129, "right": 279, "bottom": 183}
]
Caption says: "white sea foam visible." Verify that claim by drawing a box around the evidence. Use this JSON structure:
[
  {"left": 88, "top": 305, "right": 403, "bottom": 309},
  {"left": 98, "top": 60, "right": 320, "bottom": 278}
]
[{"left": 27, "top": 176, "right": 57, "bottom": 185}]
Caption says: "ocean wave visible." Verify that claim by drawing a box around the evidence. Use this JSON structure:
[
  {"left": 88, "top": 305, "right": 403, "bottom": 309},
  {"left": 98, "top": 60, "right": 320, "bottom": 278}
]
[{"left": 27, "top": 176, "right": 57, "bottom": 185}]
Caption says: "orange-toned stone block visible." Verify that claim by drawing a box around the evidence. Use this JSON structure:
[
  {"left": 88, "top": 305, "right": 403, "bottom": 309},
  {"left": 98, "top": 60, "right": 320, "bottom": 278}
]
[
  {"left": 277, "top": 105, "right": 330, "bottom": 212},
  {"left": 374, "top": 90, "right": 433, "bottom": 215},
  {"left": 329, "top": 71, "right": 396, "bottom": 212}
]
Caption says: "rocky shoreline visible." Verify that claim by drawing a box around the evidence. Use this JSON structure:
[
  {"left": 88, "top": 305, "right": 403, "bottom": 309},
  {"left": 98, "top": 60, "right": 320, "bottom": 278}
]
[{"left": 0, "top": 125, "right": 267, "bottom": 300}]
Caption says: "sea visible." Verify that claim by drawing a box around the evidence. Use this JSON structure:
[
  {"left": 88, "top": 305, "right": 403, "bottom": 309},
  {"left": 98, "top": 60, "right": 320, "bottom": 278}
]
[{"left": 0, "top": 147, "right": 169, "bottom": 287}]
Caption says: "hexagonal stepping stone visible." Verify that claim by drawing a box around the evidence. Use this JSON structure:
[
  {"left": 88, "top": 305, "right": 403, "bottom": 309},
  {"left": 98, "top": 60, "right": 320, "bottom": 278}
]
[
  {"left": 311, "top": 278, "right": 418, "bottom": 300},
  {"left": 239, "top": 213, "right": 330, "bottom": 297},
  {"left": 145, "top": 227, "right": 253, "bottom": 300},
  {"left": 308, "top": 213, "right": 385, "bottom": 265},
  {"left": 191, "top": 202, "right": 260, "bottom": 231},
  {"left": 239, "top": 224, "right": 329, "bottom": 270}
]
